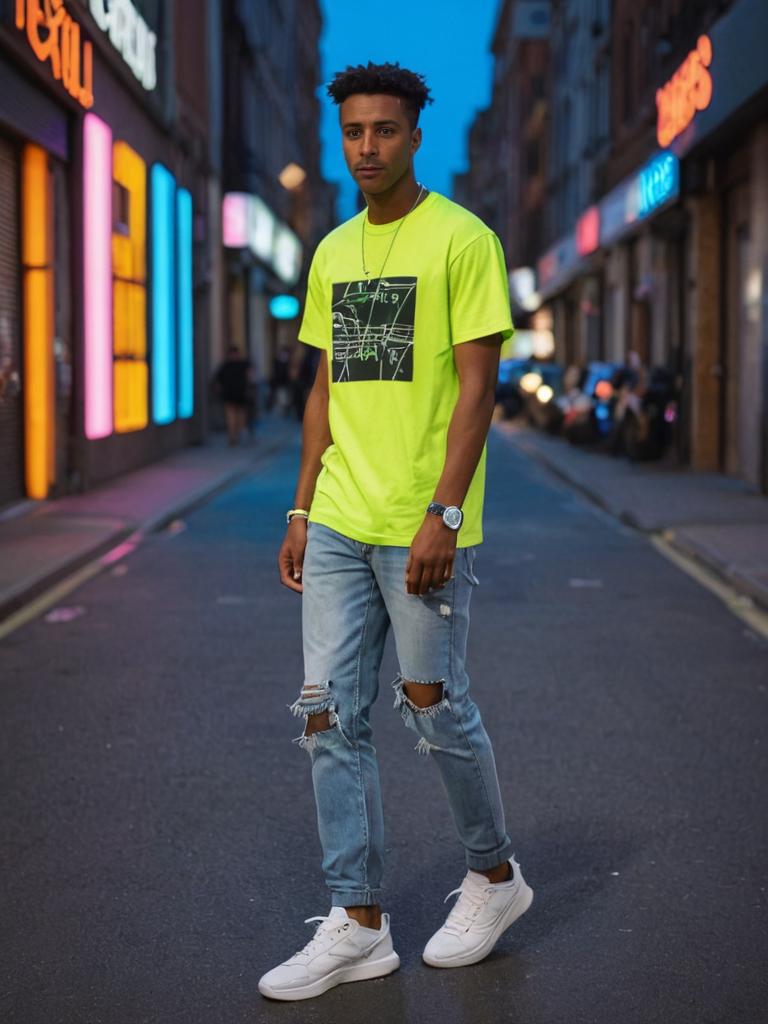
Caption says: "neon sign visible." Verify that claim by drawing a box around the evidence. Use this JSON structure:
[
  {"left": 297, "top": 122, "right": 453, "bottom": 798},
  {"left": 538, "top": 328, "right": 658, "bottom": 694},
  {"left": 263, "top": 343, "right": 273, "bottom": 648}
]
[
  {"left": 269, "top": 295, "right": 300, "bottom": 320},
  {"left": 222, "top": 192, "right": 302, "bottom": 285},
  {"left": 112, "top": 141, "right": 148, "bottom": 433},
  {"left": 656, "top": 35, "right": 713, "bottom": 148},
  {"left": 88, "top": 0, "right": 157, "bottom": 91},
  {"left": 639, "top": 152, "right": 680, "bottom": 217},
  {"left": 576, "top": 207, "right": 600, "bottom": 257},
  {"left": 15, "top": 0, "right": 94, "bottom": 109},
  {"left": 83, "top": 121, "right": 193, "bottom": 438}
]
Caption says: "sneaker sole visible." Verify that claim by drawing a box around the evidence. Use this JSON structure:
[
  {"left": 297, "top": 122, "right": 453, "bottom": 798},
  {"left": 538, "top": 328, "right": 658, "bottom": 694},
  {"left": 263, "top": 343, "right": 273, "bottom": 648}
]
[
  {"left": 258, "top": 950, "right": 401, "bottom": 1001},
  {"left": 422, "top": 881, "right": 534, "bottom": 969}
]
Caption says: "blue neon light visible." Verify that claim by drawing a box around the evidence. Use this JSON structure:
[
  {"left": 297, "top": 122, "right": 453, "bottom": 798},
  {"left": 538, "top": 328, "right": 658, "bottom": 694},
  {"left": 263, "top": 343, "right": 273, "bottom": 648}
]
[
  {"left": 151, "top": 164, "right": 176, "bottom": 425},
  {"left": 176, "top": 189, "right": 194, "bottom": 419},
  {"left": 639, "top": 153, "right": 680, "bottom": 218},
  {"left": 269, "top": 294, "right": 300, "bottom": 320}
]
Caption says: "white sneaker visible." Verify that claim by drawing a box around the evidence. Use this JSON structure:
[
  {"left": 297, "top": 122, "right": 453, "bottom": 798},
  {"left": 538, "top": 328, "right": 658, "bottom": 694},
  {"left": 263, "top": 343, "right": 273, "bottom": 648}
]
[
  {"left": 258, "top": 906, "right": 400, "bottom": 1001},
  {"left": 422, "top": 855, "right": 533, "bottom": 968}
]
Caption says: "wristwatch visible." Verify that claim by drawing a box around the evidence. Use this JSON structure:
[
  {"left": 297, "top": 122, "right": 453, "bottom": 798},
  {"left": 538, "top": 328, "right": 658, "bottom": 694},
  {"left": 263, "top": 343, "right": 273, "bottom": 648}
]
[{"left": 426, "top": 501, "right": 463, "bottom": 530}]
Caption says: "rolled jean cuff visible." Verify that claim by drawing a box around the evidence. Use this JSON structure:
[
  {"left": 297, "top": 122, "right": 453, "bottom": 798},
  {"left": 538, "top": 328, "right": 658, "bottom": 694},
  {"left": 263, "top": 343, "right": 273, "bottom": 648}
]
[
  {"left": 465, "top": 836, "right": 515, "bottom": 871},
  {"left": 330, "top": 888, "right": 384, "bottom": 908}
]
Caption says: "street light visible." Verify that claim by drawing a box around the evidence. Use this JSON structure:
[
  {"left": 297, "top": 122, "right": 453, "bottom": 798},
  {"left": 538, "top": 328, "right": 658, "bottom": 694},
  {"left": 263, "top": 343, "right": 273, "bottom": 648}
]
[{"left": 279, "top": 162, "right": 306, "bottom": 190}]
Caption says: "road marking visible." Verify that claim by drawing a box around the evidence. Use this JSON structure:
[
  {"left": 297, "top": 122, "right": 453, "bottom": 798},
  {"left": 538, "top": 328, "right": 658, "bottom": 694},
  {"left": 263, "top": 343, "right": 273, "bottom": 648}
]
[
  {"left": 651, "top": 535, "right": 768, "bottom": 641},
  {"left": 0, "top": 532, "right": 143, "bottom": 642}
]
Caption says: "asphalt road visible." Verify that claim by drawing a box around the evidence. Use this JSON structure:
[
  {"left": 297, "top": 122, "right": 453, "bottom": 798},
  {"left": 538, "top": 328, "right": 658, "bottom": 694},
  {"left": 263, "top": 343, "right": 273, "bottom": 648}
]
[{"left": 1, "top": 428, "right": 767, "bottom": 1024}]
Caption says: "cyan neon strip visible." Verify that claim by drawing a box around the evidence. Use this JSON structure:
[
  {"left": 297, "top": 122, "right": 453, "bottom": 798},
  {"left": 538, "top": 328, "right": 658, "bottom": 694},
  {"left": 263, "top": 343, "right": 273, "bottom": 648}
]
[
  {"left": 176, "top": 188, "right": 193, "bottom": 419},
  {"left": 151, "top": 163, "right": 176, "bottom": 424}
]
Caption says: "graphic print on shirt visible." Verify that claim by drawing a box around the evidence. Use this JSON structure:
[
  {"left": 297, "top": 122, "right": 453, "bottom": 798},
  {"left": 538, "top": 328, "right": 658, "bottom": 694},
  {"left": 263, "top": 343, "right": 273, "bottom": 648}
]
[{"left": 331, "top": 277, "right": 416, "bottom": 383}]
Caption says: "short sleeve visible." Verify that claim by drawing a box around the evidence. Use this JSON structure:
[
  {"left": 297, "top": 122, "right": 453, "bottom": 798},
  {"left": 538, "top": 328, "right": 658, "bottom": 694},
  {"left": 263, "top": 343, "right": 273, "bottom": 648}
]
[
  {"left": 448, "top": 233, "right": 515, "bottom": 346},
  {"left": 298, "top": 250, "right": 330, "bottom": 350}
]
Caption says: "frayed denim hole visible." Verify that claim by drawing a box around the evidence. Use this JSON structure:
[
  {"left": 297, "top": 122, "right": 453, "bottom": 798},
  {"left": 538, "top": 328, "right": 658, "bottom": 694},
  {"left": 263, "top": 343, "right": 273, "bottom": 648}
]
[
  {"left": 292, "top": 707, "right": 355, "bottom": 753},
  {"left": 391, "top": 672, "right": 451, "bottom": 719}
]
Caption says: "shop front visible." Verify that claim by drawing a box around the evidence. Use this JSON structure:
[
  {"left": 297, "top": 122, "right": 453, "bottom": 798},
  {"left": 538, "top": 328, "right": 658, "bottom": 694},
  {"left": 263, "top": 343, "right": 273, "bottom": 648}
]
[
  {"left": 221, "top": 190, "right": 302, "bottom": 400},
  {"left": 0, "top": 5, "right": 80, "bottom": 505},
  {"left": 0, "top": 0, "right": 209, "bottom": 502},
  {"left": 664, "top": 0, "right": 768, "bottom": 490}
]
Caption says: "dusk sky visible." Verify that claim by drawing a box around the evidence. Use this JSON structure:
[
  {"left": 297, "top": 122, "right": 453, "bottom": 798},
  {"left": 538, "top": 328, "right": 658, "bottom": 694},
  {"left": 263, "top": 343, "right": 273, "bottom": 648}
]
[{"left": 318, "top": 0, "right": 501, "bottom": 222}]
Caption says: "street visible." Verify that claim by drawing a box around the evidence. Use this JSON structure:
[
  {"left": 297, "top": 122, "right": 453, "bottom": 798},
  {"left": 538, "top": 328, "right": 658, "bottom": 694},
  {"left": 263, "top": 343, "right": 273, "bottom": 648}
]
[{"left": 1, "top": 430, "right": 766, "bottom": 1024}]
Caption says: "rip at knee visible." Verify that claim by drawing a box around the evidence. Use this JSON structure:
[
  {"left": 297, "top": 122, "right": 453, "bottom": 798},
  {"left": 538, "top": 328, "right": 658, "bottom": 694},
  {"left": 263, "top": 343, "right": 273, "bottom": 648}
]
[
  {"left": 391, "top": 674, "right": 451, "bottom": 757},
  {"left": 391, "top": 673, "right": 450, "bottom": 718},
  {"left": 287, "top": 681, "right": 349, "bottom": 752},
  {"left": 402, "top": 679, "right": 444, "bottom": 709}
]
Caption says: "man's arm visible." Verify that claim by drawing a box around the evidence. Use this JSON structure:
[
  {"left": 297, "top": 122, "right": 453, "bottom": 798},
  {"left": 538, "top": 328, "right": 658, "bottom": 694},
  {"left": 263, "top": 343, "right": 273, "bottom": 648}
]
[
  {"left": 278, "top": 350, "right": 331, "bottom": 593},
  {"left": 405, "top": 335, "right": 501, "bottom": 595}
]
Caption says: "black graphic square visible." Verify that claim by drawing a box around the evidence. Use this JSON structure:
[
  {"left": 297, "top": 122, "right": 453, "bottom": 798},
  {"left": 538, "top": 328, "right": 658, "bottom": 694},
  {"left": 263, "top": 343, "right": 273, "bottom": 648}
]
[{"left": 331, "top": 277, "right": 416, "bottom": 383}]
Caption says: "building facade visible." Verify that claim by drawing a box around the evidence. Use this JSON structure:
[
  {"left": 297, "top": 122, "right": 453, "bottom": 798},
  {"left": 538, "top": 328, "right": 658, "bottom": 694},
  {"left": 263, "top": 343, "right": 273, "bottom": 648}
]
[
  {"left": 0, "top": 0, "right": 220, "bottom": 505},
  {"left": 0, "top": 0, "right": 335, "bottom": 510},
  {"left": 220, "top": 0, "right": 336, "bottom": 402},
  {"left": 459, "top": 0, "right": 768, "bottom": 492}
]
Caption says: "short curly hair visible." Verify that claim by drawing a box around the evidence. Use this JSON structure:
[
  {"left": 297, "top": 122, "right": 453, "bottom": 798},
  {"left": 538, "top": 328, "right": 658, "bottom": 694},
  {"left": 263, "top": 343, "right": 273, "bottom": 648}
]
[{"left": 327, "top": 62, "right": 433, "bottom": 128}]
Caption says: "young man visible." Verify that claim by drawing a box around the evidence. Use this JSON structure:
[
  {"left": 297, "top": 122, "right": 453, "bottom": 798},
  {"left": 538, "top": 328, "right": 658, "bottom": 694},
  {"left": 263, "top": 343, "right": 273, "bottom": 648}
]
[{"left": 260, "top": 62, "right": 533, "bottom": 1002}]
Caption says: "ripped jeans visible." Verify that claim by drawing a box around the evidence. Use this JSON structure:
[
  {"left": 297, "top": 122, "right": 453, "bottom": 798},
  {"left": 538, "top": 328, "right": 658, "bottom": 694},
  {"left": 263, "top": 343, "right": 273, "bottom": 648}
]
[{"left": 288, "top": 521, "right": 514, "bottom": 909}]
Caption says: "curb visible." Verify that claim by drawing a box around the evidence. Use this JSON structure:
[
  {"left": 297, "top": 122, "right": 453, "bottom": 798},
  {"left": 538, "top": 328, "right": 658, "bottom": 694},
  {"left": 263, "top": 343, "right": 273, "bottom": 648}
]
[
  {"left": 0, "top": 432, "right": 293, "bottom": 626},
  {"left": 661, "top": 528, "right": 768, "bottom": 614},
  {"left": 497, "top": 426, "right": 768, "bottom": 613}
]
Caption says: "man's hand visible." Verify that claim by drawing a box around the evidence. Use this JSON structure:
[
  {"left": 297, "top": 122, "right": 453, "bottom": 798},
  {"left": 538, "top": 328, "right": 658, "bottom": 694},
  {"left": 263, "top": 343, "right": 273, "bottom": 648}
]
[
  {"left": 406, "top": 515, "right": 458, "bottom": 595},
  {"left": 278, "top": 517, "right": 308, "bottom": 593}
]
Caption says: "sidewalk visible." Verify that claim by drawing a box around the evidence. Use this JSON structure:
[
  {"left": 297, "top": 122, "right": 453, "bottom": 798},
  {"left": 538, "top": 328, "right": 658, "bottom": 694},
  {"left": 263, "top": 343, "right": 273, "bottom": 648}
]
[
  {"left": 0, "top": 416, "right": 300, "bottom": 623},
  {"left": 495, "top": 419, "right": 768, "bottom": 611}
]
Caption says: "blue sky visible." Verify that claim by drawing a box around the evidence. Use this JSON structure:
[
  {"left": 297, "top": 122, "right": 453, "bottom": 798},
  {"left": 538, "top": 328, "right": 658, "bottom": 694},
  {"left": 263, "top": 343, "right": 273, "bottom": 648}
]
[{"left": 318, "top": 0, "right": 501, "bottom": 222}]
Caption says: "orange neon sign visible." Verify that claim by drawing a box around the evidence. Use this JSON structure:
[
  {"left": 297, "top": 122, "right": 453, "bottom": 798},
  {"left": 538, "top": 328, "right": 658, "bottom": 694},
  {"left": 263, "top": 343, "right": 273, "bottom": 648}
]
[
  {"left": 656, "top": 35, "right": 713, "bottom": 148},
  {"left": 15, "top": 0, "right": 94, "bottom": 109}
]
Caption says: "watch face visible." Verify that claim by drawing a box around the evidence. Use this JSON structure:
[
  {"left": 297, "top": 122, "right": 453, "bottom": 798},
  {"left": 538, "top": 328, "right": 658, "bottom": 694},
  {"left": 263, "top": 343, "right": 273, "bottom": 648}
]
[{"left": 443, "top": 506, "right": 463, "bottom": 529}]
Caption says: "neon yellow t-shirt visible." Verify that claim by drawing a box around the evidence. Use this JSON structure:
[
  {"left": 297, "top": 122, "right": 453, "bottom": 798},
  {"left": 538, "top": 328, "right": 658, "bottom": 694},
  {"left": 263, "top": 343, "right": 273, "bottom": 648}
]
[{"left": 298, "top": 191, "right": 514, "bottom": 548}]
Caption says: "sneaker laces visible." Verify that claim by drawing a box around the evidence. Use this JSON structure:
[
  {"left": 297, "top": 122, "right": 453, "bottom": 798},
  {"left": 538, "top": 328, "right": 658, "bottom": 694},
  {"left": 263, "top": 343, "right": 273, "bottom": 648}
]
[
  {"left": 286, "top": 915, "right": 352, "bottom": 963},
  {"left": 442, "top": 877, "right": 493, "bottom": 935}
]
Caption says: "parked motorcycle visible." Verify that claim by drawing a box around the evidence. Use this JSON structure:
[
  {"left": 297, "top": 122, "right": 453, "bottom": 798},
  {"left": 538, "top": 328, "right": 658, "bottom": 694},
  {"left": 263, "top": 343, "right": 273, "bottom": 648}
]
[
  {"left": 609, "top": 365, "right": 678, "bottom": 461},
  {"left": 559, "top": 361, "right": 621, "bottom": 445}
]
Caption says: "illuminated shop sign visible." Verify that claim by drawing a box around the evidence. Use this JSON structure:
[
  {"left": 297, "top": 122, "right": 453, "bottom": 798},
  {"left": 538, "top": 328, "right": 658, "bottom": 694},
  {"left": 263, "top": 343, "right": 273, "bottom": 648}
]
[
  {"left": 269, "top": 295, "right": 300, "bottom": 320},
  {"left": 83, "top": 113, "right": 193, "bottom": 439},
  {"left": 638, "top": 152, "right": 680, "bottom": 217},
  {"left": 599, "top": 152, "right": 680, "bottom": 247},
  {"left": 656, "top": 35, "right": 713, "bottom": 148},
  {"left": 575, "top": 207, "right": 600, "bottom": 257},
  {"left": 88, "top": 0, "right": 157, "bottom": 91},
  {"left": 14, "top": 0, "right": 94, "bottom": 108},
  {"left": 537, "top": 235, "right": 577, "bottom": 292},
  {"left": 222, "top": 192, "right": 302, "bottom": 285}
]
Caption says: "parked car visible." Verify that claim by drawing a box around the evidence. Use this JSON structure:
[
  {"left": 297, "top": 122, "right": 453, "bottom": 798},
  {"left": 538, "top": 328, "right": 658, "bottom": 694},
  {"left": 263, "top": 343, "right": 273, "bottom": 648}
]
[
  {"left": 495, "top": 357, "right": 530, "bottom": 419},
  {"left": 519, "top": 362, "right": 565, "bottom": 433}
]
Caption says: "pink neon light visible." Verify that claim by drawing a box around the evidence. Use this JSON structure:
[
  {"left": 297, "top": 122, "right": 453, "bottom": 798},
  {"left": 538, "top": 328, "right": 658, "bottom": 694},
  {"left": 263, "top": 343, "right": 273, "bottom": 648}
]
[
  {"left": 84, "top": 113, "right": 113, "bottom": 439},
  {"left": 222, "top": 193, "right": 248, "bottom": 247}
]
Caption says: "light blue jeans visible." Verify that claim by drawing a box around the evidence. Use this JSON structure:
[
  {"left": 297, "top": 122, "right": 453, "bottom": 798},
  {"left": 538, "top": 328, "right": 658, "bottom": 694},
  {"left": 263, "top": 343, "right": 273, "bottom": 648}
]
[{"left": 289, "top": 521, "right": 515, "bottom": 908}]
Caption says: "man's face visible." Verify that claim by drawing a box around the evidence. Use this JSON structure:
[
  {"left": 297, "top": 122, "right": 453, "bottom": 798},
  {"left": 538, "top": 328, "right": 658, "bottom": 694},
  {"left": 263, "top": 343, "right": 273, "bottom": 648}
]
[{"left": 339, "top": 93, "right": 421, "bottom": 195}]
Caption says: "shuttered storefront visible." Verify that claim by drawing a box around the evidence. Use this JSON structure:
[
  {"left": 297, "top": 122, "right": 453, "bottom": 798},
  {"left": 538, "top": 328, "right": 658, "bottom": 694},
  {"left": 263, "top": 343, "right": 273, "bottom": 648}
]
[{"left": 0, "top": 136, "right": 23, "bottom": 507}]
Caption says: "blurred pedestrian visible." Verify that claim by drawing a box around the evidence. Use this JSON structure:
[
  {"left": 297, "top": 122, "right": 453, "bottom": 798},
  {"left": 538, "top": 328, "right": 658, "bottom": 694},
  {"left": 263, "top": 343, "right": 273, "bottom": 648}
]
[
  {"left": 214, "top": 345, "right": 253, "bottom": 445},
  {"left": 268, "top": 343, "right": 292, "bottom": 417},
  {"left": 262, "top": 62, "right": 532, "bottom": 1002}
]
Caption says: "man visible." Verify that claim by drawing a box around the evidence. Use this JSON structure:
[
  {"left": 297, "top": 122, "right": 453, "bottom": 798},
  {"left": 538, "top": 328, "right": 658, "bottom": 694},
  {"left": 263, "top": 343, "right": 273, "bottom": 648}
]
[{"left": 259, "top": 62, "right": 533, "bottom": 1002}]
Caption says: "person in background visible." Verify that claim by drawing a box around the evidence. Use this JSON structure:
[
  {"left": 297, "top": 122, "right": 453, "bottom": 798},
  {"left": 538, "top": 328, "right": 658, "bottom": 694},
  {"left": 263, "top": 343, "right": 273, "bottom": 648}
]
[{"left": 214, "top": 345, "right": 254, "bottom": 446}]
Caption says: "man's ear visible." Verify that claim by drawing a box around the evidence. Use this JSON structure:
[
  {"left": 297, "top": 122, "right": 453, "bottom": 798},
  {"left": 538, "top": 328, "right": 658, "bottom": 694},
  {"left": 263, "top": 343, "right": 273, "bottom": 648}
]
[{"left": 411, "top": 126, "right": 422, "bottom": 154}]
